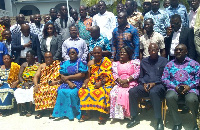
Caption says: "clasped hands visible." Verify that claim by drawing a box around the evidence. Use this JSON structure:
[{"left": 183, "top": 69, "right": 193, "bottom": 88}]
[
  {"left": 118, "top": 78, "right": 129, "bottom": 88},
  {"left": 61, "top": 74, "right": 76, "bottom": 89},
  {"left": 144, "top": 83, "right": 156, "bottom": 92},
  {"left": 175, "top": 85, "right": 190, "bottom": 95}
]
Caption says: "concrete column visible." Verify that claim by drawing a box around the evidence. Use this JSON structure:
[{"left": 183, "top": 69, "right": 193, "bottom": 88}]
[{"left": 4, "top": 0, "right": 13, "bottom": 16}]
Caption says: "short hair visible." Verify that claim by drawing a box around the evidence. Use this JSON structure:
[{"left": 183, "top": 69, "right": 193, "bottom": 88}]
[
  {"left": 98, "top": 1, "right": 106, "bottom": 5},
  {"left": 171, "top": 14, "right": 181, "bottom": 22},
  {"left": 50, "top": 8, "right": 57, "bottom": 13},
  {"left": 3, "top": 29, "right": 11, "bottom": 34},
  {"left": 3, "top": 54, "right": 11, "bottom": 59},
  {"left": 145, "top": 18, "right": 154, "bottom": 24},
  {"left": 120, "top": 46, "right": 133, "bottom": 60},
  {"left": 69, "top": 25, "right": 79, "bottom": 32},
  {"left": 27, "top": 50, "right": 36, "bottom": 56}
]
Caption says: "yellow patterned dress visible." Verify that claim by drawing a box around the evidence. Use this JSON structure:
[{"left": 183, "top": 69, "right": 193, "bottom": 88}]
[
  {"left": 0, "top": 62, "right": 20, "bottom": 109},
  {"left": 34, "top": 60, "right": 60, "bottom": 111},
  {"left": 78, "top": 57, "right": 115, "bottom": 114},
  {"left": 14, "top": 62, "right": 40, "bottom": 104}
]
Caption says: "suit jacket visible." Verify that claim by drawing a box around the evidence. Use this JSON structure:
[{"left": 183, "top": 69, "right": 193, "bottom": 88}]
[
  {"left": 165, "top": 27, "right": 196, "bottom": 60},
  {"left": 11, "top": 32, "right": 42, "bottom": 62},
  {"left": 40, "top": 35, "right": 62, "bottom": 60}
]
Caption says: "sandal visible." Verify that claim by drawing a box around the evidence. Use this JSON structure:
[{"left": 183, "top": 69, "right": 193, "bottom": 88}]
[
  {"left": 26, "top": 111, "right": 32, "bottom": 117},
  {"left": 35, "top": 114, "right": 42, "bottom": 119},
  {"left": 79, "top": 115, "right": 91, "bottom": 122},
  {"left": 98, "top": 116, "right": 107, "bottom": 125}
]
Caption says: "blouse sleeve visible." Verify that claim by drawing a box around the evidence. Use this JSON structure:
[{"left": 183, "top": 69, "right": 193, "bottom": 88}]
[
  {"left": 78, "top": 60, "right": 88, "bottom": 73},
  {"left": 112, "top": 61, "right": 119, "bottom": 80},
  {"left": 59, "top": 61, "right": 67, "bottom": 74},
  {"left": 130, "top": 59, "right": 140, "bottom": 79}
]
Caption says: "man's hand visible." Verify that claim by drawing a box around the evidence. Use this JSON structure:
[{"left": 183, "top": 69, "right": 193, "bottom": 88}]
[
  {"left": 10, "top": 81, "right": 19, "bottom": 88},
  {"left": 34, "top": 84, "right": 39, "bottom": 93},
  {"left": 24, "top": 41, "right": 32, "bottom": 48},
  {"left": 181, "top": 85, "right": 190, "bottom": 94},
  {"left": 144, "top": 83, "right": 155, "bottom": 92},
  {"left": 166, "top": 26, "right": 173, "bottom": 36},
  {"left": 61, "top": 75, "right": 68, "bottom": 82},
  {"left": 50, "top": 80, "right": 58, "bottom": 86},
  {"left": 82, "top": 83, "right": 88, "bottom": 89},
  {"left": 95, "top": 81, "right": 102, "bottom": 89}
]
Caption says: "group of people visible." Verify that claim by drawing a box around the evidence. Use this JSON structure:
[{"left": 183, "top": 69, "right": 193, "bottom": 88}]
[{"left": 0, "top": 0, "right": 200, "bottom": 130}]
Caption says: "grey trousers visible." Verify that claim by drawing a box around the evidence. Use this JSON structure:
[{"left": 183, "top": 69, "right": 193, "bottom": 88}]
[{"left": 166, "top": 90, "right": 199, "bottom": 125}]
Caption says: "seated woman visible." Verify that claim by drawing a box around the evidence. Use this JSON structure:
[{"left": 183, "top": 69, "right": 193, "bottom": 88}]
[
  {"left": 41, "top": 23, "right": 62, "bottom": 61},
  {"left": 0, "top": 54, "right": 20, "bottom": 116},
  {"left": 52, "top": 47, "right": 88, "bottom": 120},
  {"left": 14, "top": 50, "right": 40, "bottom": 116},
  {"left": 110, "top": 46, "right": 140, "bottom": 119},
  {"left": 78, "top": 46, "right": 115, "bottom": 125}
]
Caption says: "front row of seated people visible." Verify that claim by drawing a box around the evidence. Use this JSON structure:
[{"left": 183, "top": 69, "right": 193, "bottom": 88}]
[{"left": 0, "top": 44, "right": 199, "bottom": 129}]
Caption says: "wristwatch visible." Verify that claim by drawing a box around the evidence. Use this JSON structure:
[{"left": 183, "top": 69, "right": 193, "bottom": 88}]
[{"left": 48, "top": 80, "right": 52, "bottom": 85}]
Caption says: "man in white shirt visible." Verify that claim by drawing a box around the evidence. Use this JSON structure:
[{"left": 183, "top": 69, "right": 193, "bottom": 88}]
[
  {"left": 62, "top": 25, "right": 88, "bottom": 61},
  {"left": 92, "top": 1, "right": 116, "bottom": 43},
  {"left": 188, "top": 0, "right": 200, "bottom": 28},
  {"left": 11, "top": 24, "right": 41, "bottom": 65}
]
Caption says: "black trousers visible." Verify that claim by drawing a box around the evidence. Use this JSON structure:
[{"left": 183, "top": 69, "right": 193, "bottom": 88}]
[
  {"left": 166, "top": 90, "right": 199, "bottom": 125},
  {"left": 129, "top": 84, "right": 166, "bottom": 119}
]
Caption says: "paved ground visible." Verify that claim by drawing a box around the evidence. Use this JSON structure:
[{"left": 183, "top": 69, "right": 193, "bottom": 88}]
[{"left": 0, "top": 107, "right": 198, "bottom": 130}]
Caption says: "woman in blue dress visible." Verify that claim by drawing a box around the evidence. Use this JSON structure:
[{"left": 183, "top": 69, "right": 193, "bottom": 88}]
[{"left": 52, "top": 47, "right": 88, "bottom": 120}]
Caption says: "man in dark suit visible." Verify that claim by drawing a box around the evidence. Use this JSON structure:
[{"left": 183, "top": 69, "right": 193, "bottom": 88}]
[
  {"left": 11, "top": 24, "right": 42, "bottom": 65},
  {"left": 165, "top": 14, "right": 196, "bottom": 60}
]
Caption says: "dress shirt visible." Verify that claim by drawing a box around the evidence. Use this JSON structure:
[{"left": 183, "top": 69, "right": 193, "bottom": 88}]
[
  {"left": 139, "top": 56, "right": 168, "bottom": 84},
  {"left": 144, "top": 9, "right": 170, "bottom": 36},
  {"left": 112, "top": 24, "right": 139, "bottom": 60},
  {"left": 46, "top": 36, "right": 52, "bottom": 51},
  {"left": 162, "top": 57, "right": 200, "bottom": 95},
  {"left": 62, "top": 37, "right": 88, "bottom": 61},
  {"left": 140, "top": 32, "right": 165, "bottom": 58},
  {"left": 20, "top": 34, "right": 31, "bottom": 58},
  {"left": 170, "top": 27, "right": 182, "bottom": 56},
  {"left": 92, "top": 11, "right": 116, "bottom": 40},
  {"left": 189, "top": 7, "right": 199, "bottom": 28},
  {"left": 166, "top": 4, "right": 189, "bottom": 27},
  {"left": 29, "top": 23, "right": 44, "bottom": 43}
]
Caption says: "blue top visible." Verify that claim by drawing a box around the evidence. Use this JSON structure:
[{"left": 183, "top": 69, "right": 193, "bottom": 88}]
[
  {"left": 0, "top": 42, "right": 8, "bottom": 65},
  {"left": 139, "top": 56, "right": 168, "bottom": 84},
  {"left": 162, "top": 57, "right": 200, "bottom": 95},
  {"left": 112, "top": 24, "right": 139, "bottom": 60},
  {"left": 144, "top": 9, "right": 170, "bottom": 36},
  {"left": 166, "top": 4, "right": 189, "bottom": 27},
  {"left": 59, "top": 59, "right": 88, "bottom": 89}
]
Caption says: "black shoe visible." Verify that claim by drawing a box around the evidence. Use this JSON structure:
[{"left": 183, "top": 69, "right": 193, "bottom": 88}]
[
  {"left": 193, "top": 125, "right": 199, "bottom": 130},
  {"left": 157, "top": 121, "right": 164, "bottom": 130},
  {"left": 126, "top": 119, "right": 140, "bottom": 128},
  {"left": 173, "top": 124, "right": 182, "bottom": 130}
]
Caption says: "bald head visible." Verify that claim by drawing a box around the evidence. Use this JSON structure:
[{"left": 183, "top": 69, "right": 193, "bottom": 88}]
[
  {"left": 148, "top": 43, "right": 159, "bottom": 59},
  {"left": 21, "top": 24, "right": 30, "bottom": 37},
  {"left": 93, "top": 46, "right": 103, "bottom": 61},
  {"left": 90, "top": 26, "right": 100, "bottom": 39},
  {"left": 93, "top": 46, "right": 102, "bottom": 52}
]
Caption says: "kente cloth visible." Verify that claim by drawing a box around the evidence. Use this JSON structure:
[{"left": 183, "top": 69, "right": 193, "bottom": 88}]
[
  {"left": 0, "top": 62, "right": 20, "bottom": 109},
  {"left": 52, "top": 59, "right": 88, "bottom": 119},
  {"left": 34, "top": 60, "right": 60, "bottom": 111},
  {"left": 78, "top": 57, "right": 115, "bottom": 114},
  {"left": 14, "top": 62, "right": 40, "bottom": 104}
]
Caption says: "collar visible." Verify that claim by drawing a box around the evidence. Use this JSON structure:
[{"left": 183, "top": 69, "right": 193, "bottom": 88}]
[
  {"left": 69, "top": 37, "right": 80, "bottom": 41},
  {"left": 168, "top": 4, "right": 180, "bottom": 10},
  {"left": 150, "top": 9, "right": 161, "bottom": 14},
  {"left": 174, "top": 56, "right": 190, "bottom": 63},
  {"left": 191, "top": 6, "right": 200, "bottom": 13},
  {"left": 21, "top": 33, "right": 30, "bottom": 38}
]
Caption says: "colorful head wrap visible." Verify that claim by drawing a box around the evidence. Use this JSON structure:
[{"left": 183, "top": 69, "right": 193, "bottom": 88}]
[{"left": 67, "top": 47, "right": 79, "bottom": 54}]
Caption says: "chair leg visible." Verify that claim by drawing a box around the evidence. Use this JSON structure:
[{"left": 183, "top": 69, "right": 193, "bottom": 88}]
[{"left": 163, "top": 99, "right": 167, "bottom": 126}]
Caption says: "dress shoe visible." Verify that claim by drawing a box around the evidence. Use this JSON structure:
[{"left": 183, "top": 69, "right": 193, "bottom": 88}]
[
  {"left": 193, "top": 125, "right": 199, "bottom": 130},
  {"left": 126, "top": 119, "right": 140, "bottom": 128},
  {"left": 172, "top": 124, "right": 182, "bottom": 130},
  {"left": 157, "top": 121, "right": 164, "bottom": 130}
]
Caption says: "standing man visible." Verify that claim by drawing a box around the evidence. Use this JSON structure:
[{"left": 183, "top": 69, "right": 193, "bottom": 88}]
[
  {"left": 11, "top": 24, "right": 41, "bottom": 65},
  {"left": 189, "top": 0, "right": 200, "bottom": 29},
  {"left": 125, "top": 0, "right": 144, "bottom": 36},
  {"left": 62, "top": 26, "right": 88, "bottom": 61},
  {"left": 140, "top": 18, "right": 165, "bottom": 59},
  {"left": 166, "top": 0, "right": 189, "bottom": 27},
  {"left": 92, "top": 1, "right": 116, "bottom": 43},
  {"left": 127, "top": 43, "right": 168, "bottom": 130},
  {"left": 163, "top": 0, "right": 170, "bottom": 9},
  {"left": 142, "top": 0, "right": 151, "bottom": 16},
  {"left": 162, "top": 44, "right": 199, "bottom": 130},
  {"left": 49, "top": 8, "right": 57, "bottom": 24},
  {"left": 165, "top": 14, "right": 196, "bottom": 60},
  {"left": 144, "top": 0, "right": 170, "bottom": 36},
  {"left": 112, "top": 11, "right": 139, "bottom": 61},
  {"left": 54, "top": 6, "right": 75, "bottom": 41},
  {"left": 10, "top": 14, "right": 25, "bottom": 35},
  {"left": 29, "top": 14, "right": 44, "bottom": 43}
]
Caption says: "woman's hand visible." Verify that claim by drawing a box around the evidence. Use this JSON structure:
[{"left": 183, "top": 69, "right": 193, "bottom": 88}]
[
  {"left": 68, "top": 82, "right": 76, "bottom": 89},
  {"left": 95, "top": 81, "right": 102, "bottom": 89}
]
